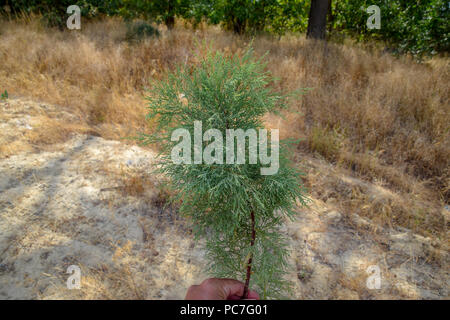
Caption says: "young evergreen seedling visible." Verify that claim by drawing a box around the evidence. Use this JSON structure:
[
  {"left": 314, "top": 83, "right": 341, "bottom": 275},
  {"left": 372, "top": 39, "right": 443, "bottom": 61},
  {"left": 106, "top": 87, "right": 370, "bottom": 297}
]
[{"left": 142, "top": 48, "right": 307, "bottom": 299}]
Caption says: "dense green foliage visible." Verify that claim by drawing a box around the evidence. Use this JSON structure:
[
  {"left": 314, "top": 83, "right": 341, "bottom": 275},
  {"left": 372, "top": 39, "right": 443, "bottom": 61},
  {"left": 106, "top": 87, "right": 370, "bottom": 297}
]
[
  {"left": 3, "top": 0, "right": 120, "bottom": 27},
  {"left": 199, "top": 0, "right": 309, "bottom": 35},
  {"left": 118, "top": 0, "right": 190, "bottom": 29},
  {"left": 141, "top": 49, "right": 307, "bottom": 299},
  {"left": 332, "top": 0, "right": 449, "bottom": 56},
  {"left": 2, "top": 0, "right": 447, "bottom": 55}
]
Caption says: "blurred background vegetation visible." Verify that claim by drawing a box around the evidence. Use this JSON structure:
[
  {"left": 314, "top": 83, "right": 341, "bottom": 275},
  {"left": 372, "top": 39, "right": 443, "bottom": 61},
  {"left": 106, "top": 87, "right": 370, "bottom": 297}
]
[{"left": 2, "top": 0, "right": 448, "bottom": 56}]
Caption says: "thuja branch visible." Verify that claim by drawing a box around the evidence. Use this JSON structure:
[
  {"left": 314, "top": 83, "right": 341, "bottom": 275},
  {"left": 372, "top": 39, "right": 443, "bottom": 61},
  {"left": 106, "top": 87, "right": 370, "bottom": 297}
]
[
  {"left": 143, "top": 48, "right": 306, "bottom": 299},
  {"left": 242, "top": 210, "right": 256, "bottom": 299}
]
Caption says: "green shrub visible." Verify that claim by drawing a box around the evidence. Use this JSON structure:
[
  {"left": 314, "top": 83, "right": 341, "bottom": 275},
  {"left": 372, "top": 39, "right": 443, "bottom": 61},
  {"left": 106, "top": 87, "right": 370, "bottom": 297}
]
[
  {"left": 125, "top": 21, "right": 160, "bottom": 41},
  {"left": 309, "top": 126, "right": 341, "bottom": 161}
]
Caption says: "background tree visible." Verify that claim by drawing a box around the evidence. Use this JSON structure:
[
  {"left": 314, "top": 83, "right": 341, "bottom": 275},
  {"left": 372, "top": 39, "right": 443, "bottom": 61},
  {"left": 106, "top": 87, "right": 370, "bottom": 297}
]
[
  {"left": 265, "top": 0, "right": 310, "bottom": 36},
  {"left": 208, "top": 0, "right": 302, "bottom": 35},
  {"left": 332, "top": 0, "right": 449, "bottom": 56},
  {"left": 306, "top": 0, "right": 331, "bottom": 39},
  {"left": 209, "top": 0, "right": 272, "bottom": 34}
]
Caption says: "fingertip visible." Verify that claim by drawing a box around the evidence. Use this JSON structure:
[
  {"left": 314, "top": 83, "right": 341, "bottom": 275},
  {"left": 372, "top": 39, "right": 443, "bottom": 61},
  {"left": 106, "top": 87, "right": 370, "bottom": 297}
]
[
  {"left": 220, "top": 278, "right": 245, "bottom": 297},
  {"left": 247, "top": 290, "right": 260, "bottom": 300}
]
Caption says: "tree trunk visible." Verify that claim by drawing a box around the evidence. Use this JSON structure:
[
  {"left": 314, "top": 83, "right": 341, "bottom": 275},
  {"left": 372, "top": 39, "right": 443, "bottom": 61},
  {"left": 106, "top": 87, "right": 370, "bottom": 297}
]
[
  {"left": 165, "top": 16, "right": 175, "bottom": 30},
  {"left": 307, "top": 0, "right": 331, "bottom": 40},
  {"left": 165, "top": 0, "right": 175, "bottom": 30},
  {"left": 233, "top": 16, "right": 245, "bottom": 34}
]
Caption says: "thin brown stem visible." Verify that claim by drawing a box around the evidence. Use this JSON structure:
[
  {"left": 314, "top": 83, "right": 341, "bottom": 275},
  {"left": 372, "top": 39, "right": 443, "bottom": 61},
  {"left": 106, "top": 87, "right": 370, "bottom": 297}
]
[{"left": 242, "top": 210, "right": 256, "bottom": 299}]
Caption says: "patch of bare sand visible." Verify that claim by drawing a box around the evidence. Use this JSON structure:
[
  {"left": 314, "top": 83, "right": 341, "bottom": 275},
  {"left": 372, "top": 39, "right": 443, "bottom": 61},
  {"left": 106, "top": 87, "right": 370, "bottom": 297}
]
[{"left": 0, "top": 132, "right": 207, "bottom": 299}]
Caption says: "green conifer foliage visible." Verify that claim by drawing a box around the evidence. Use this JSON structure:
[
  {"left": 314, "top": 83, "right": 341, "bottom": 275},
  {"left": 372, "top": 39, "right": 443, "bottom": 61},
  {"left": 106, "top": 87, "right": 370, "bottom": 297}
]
[{"left": 142, "top": 48, "right": 307, "bottom": 299}]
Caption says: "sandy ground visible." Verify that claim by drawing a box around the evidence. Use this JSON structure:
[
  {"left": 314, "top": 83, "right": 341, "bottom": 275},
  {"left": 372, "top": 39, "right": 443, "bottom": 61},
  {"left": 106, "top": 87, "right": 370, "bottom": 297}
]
[{"left": 0, "top": 98, "right": 448, "bottom": 299}]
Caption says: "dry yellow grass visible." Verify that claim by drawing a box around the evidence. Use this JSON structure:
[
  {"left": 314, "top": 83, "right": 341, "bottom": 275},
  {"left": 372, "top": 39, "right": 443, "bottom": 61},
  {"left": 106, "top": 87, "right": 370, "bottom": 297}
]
[{"left": 0, "top": 16, "right": 448, "bottom": 240}]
